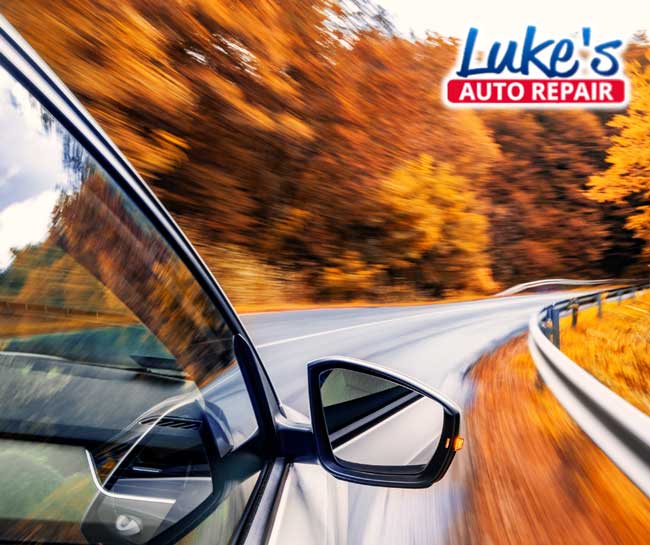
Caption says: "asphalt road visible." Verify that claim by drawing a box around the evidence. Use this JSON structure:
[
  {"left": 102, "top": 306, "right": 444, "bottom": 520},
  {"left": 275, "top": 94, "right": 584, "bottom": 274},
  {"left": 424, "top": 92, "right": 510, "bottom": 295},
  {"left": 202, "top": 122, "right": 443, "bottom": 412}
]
[
  {"left": 241, "top": 292, "right": 573, "bottom": 417},
  {"left": 243, "top": 292, "right": 580, "bottom": 545}
]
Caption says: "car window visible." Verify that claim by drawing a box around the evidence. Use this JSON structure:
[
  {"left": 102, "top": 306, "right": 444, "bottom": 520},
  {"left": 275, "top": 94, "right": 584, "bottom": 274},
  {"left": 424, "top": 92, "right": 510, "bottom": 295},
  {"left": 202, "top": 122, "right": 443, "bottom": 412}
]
[{"left": 0, "top": 63, "right": 263, "bottom": 545}]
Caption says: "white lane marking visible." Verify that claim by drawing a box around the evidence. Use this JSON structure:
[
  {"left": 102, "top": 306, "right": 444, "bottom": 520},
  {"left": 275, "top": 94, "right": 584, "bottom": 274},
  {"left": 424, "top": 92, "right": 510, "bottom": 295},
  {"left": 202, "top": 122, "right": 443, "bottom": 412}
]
[
  {"left": 257, "top": 311, "right": 434, "bottom": 347},
  {"left": 256, "top": 296, "right": 557, "bottom": 348}
]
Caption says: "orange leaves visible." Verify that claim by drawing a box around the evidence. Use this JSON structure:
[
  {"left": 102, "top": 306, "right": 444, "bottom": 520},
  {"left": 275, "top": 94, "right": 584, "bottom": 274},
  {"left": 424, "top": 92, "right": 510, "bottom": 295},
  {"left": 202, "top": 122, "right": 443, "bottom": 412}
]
[
  {"left": 2, "top": 0, "right": 193, "bottom": 179},
  {"left": 3, "top": 1, "right": 646, "bottom": 304},
  {"left": 374, "top": 155, "right": 496, "bottom": 293},
  {"left": 587, "top": 59, "right": 650, "bottom": 254},
  {"left": 466, "top": 336, "right": 650, "bottom": 545},
  {"left": 481, "top": 109, "right": 618, "bottom": 283}
]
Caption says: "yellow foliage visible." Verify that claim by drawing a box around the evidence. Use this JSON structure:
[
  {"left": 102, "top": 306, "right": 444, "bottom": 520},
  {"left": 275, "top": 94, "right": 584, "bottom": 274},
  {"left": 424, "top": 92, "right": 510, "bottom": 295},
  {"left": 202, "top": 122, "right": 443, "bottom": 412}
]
[
  {"left": 321, "top": 251, "right": 385, "bottom": 300},
  {"left": 588, "top": 53, "right": 650, "bottom": 252},
  {"left": 376, "top": 155, "right": 495, "bottom": 294},
  {"left": 559, "top": 291, "right": 650, "bottom": 414}
]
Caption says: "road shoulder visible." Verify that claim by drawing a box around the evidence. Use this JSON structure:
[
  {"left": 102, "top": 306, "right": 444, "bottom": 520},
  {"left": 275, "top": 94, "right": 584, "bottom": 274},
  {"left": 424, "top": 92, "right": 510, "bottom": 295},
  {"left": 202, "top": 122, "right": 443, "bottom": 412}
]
[{"left": 455, "top": 335, "right": 649, "bottom": 544}]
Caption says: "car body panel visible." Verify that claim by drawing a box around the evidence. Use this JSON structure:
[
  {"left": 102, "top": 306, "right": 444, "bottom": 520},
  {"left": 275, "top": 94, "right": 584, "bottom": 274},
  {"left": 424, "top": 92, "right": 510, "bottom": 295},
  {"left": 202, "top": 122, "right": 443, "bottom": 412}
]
[{"left": 0, "top": 16, "right": 290, "bottom": 545}]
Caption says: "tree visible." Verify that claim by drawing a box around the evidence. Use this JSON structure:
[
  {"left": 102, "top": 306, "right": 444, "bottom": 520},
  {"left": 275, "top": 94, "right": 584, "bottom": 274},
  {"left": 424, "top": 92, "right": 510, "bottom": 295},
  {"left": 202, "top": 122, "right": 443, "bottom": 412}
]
[
  {"left": 2, "top": 1, "right": 644, "bottom": 303},
  {"left": 481, "top": 110, "right": 621, "bottom": 283},
  {"left": 588, "top": 50, "right": 650, "bottom": 261},
  {"left": 372, "top": 155, "right": 496, "bottom": 295}
]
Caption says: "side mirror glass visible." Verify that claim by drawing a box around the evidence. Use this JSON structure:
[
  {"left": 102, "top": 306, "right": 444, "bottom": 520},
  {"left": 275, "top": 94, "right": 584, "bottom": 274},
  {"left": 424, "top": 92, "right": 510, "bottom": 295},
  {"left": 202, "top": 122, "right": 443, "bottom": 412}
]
[{"left": 308, "top": 358, "right": 462, "bottom": 488}]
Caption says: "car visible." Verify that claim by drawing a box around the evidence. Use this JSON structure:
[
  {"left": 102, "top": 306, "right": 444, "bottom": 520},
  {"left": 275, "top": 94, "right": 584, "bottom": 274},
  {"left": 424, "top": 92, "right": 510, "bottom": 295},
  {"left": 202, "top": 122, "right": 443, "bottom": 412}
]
[{"left": 0, "top": 16, "right": 462, "bottom": 545}]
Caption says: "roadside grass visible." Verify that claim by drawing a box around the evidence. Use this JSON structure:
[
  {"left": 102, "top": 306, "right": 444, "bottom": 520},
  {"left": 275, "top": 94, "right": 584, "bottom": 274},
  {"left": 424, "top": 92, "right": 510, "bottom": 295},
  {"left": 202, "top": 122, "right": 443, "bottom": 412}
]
[
  {"left": 458, "top": 336, "right": 649, "bottom": 545},
  {"left": 234, "top": 284, "right": 626, "bottom": 314},
  {"left": 558, "top": 290, "right": 650, "bottom": 414},
  {"left": 235, "top": 292, "right": 488, "bottom": 314}
]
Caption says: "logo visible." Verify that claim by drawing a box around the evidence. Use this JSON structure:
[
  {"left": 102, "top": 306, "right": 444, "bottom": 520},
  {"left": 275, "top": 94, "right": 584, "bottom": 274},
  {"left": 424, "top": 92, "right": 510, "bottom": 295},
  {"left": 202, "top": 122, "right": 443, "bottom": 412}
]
[{"left": 443, "top": 26, "right": 629, "bottom": 108}]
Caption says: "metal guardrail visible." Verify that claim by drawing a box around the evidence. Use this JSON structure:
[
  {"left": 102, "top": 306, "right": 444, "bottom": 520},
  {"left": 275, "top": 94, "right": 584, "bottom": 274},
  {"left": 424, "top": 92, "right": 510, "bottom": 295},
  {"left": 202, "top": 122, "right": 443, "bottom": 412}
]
[
  {"left": 497, "top": 277, "right": 631, "bottom": 297},
  {"left": 528, "top": 282, "right": 650, "bottom": 496},
  {"left": 539, "top": 283, "right": 647, "bottom": 348}
]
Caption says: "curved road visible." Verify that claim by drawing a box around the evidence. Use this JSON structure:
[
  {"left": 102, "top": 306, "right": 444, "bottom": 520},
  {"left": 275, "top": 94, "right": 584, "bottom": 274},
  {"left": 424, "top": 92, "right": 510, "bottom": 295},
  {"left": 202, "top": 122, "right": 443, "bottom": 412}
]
[
  {"left": 240, "top": 291, "right": 585, "bottom": 545},
  {"left": 242, "top": 292, "right": 573, "bottom": 416}
]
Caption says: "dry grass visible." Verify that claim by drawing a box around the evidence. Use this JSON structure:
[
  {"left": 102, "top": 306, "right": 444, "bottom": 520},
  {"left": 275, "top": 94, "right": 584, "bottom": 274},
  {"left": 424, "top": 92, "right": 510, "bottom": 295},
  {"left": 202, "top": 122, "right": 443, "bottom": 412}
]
[
  {"left": 559, "top": 291, "right": 650, "bottom": 414},
  {"left": 457, "top": 336, "right": 650, "bottom": 544},
  {"left": 235, "top": 292, "right": 488, "bottom": 314}
]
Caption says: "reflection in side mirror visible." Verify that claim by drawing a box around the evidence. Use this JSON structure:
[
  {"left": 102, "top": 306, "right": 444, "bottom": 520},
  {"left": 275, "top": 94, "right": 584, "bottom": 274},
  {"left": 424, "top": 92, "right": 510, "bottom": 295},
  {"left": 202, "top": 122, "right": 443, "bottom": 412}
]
[
  {"left": 320, "top": 368, "right": 443, "bottom": 470},
  {"left": 308, "top": 358, "right": 462, "bottom": 489}
]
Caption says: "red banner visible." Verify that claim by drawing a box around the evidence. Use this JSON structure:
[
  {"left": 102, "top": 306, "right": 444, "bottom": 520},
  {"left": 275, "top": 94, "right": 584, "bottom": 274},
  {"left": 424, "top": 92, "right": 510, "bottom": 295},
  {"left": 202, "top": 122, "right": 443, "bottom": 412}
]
[{"left": 446, "top": 79, "right": 626, "bottom": 104}]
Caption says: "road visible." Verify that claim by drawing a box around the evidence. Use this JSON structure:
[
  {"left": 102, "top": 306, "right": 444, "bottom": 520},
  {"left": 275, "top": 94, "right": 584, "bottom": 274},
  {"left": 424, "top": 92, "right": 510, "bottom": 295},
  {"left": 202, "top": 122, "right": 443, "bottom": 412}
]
[
  {"left": 242, "top": 292, "right": 573, "bottom": 416},
  {"left": 241, "top": 291, "right": 586, "bottom": 545}
]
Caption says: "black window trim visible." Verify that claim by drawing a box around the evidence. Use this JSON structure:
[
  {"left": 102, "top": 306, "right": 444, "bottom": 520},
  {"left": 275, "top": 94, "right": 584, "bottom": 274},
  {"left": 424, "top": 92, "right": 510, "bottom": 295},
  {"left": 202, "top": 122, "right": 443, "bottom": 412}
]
[{"left": 0, "top": 15, "right": 291, "bottom": 545}]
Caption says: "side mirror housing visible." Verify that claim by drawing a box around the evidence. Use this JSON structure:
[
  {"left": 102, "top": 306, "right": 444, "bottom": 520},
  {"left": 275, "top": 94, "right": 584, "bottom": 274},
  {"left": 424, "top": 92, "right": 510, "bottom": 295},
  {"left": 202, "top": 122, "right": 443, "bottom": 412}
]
[{"left": 307, "top": 357, "right": 462, "bottom": 488}]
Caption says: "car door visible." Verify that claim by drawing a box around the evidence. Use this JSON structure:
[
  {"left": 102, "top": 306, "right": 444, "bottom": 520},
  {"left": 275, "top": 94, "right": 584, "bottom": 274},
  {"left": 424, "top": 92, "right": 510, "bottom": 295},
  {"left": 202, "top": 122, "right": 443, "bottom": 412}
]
[
  {"left": 0, "top": 17, "right": 293, "bottom": 545},
  {"left": 0, "top": 15, "right": 463, "bottom": 545}
]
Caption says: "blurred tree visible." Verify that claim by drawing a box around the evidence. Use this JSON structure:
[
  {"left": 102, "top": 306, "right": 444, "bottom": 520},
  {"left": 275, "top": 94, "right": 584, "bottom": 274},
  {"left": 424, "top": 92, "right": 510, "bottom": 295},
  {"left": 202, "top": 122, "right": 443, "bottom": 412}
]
[
  {"left": 481, "top": 110, "right": 628, "bottom": 283},
  {"left": 1, "top": 0, "right": 337, "bottom": 246},
  {"left": 374, "top": 155, "right": 496, "bottom": 295},
  {"left": 588, "top": 50, "right": 650, "bottom": 263},
  {"left": 260, "top": 31, "right": 501, "bottom": 297},
  {"left": 1, "top": 1, "right": 645, "bottom": 303},
  {"left": 2, "top": 0, "right": 194, "bottom": 178}
]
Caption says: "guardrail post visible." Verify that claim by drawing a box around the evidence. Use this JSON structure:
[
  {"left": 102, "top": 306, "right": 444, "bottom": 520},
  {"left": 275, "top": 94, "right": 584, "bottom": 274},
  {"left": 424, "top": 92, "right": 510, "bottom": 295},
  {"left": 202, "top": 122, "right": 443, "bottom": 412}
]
[
  {"left": 551, "top": 308, "right": 560, "bottom": 348},
  {"left": 596, "top": 292, "right": 603, "bottom": 318},
  {"left": 569, "top": 299, "right": 579, "bottom": 328},
  {"left": 541, "top": 308, "right": 552, "bottom": 339}
]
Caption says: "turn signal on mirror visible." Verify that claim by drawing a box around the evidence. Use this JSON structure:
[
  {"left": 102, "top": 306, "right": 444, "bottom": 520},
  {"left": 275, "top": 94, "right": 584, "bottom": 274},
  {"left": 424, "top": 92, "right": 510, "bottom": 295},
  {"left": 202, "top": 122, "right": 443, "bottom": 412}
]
[{"left": 453, "top": 436, "right": 464, "bottom": 451}]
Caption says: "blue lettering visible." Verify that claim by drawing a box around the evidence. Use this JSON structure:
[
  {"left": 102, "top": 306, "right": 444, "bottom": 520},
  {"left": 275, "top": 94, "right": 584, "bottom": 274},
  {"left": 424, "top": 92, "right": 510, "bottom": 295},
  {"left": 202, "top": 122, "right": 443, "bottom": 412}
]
[
  {"left": 549, "top": 39, "right": 579, "bottom": 77},
  {"left": 457, "top": 28, "right": 488, "bottom": 76},
  {"left": 486, "top": 40, "right": 520, "bottom": 74},
  {"left": 455, "top": 27, "right": 622, "bottom": 79},
  {"left": 520, "top": 26, "right": 554, "bottom": 76},
  {"left": 591, "top": 40, "right": 623, "bottom": 76}
]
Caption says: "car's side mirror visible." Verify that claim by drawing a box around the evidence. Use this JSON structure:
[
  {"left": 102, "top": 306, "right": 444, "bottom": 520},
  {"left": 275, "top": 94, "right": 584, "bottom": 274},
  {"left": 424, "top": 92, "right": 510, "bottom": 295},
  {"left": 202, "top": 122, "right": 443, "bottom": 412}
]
[{"left": 307, "top": 357, "right": 462, "bottom": 488}]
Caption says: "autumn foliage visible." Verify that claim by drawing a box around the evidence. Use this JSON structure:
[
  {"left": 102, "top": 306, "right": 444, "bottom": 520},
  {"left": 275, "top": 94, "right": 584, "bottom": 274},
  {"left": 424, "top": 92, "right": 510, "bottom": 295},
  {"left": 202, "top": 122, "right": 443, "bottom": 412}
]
[
  {"left": 588, "top": 49, "right": 650, "bottom": 265},
  {"left": 559, "top": 291, "right": 650, "bottom": 414},
  {"left": 461, "top": 336, "right": 649, "bottom": 545},
  {"left": 1, "top": 1, "right": 647, "bottom": 305}
]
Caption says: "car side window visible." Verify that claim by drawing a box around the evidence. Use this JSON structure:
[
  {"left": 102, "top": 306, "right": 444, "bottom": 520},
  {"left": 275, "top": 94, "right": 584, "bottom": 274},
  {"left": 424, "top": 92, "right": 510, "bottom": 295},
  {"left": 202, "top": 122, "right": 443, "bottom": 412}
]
[{"left": 0, "top": 63, "right": 263, "bottom": 545}]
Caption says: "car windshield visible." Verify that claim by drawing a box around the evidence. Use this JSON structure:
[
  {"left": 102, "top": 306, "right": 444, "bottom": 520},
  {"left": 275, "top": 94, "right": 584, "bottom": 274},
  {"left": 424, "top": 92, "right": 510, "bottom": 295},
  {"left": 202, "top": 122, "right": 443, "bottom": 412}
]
[{"left": 0, "top": 64, "right": 262, "bottom": 545}]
